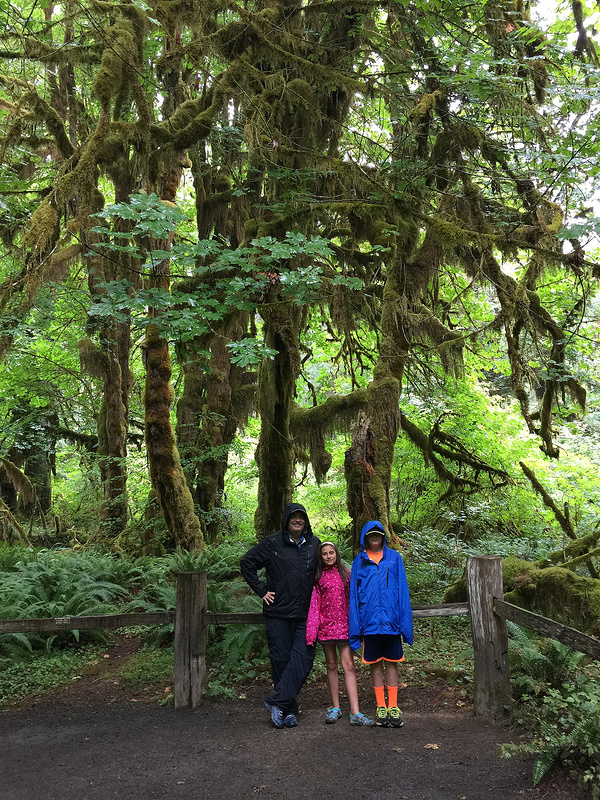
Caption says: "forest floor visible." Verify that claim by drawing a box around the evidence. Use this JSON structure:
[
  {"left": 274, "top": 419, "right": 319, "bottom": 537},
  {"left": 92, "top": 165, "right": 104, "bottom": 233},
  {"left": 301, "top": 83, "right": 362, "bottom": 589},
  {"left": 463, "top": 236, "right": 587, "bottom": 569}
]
[{"left": 0, "top": 636, "right": 590, "bottom": 800}]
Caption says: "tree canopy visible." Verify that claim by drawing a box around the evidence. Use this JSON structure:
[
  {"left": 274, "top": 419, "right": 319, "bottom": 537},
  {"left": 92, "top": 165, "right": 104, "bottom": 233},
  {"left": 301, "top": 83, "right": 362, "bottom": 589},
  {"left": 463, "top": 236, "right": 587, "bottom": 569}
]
[{"left": 1, "top": 0, "right": 600, "bottom": 614}]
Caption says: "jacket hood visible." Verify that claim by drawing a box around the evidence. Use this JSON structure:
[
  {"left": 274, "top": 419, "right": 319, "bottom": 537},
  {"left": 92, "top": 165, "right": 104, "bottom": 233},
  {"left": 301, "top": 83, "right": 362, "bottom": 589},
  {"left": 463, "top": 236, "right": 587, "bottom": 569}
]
[
  {"left": 281, "top": 502, "right": 313, "bottom": 537},
  {"left": 360, "top": 520, "right": 386, "bottom": 551}
]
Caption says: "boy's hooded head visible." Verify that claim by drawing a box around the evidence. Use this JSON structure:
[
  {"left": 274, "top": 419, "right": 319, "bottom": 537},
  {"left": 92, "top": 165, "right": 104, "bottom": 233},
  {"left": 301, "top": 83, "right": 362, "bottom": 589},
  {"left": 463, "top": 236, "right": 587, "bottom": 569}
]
[{"left": 360, "top": 520, "right": 386, "bottom": 550}]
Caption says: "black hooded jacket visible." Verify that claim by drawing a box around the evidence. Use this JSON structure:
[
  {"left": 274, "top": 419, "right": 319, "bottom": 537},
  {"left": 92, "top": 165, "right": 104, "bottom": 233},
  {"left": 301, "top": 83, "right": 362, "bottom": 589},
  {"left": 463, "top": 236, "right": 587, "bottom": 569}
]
[{"left": 240, "top": 503, "right": 320, "bottom": 619}]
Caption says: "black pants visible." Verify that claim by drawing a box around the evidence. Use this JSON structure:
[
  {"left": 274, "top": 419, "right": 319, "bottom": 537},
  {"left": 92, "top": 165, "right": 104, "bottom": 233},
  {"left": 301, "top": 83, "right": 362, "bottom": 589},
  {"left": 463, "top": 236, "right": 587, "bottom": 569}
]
[{"left": 264, "top": 617, "right": 316, "bottom": 715}]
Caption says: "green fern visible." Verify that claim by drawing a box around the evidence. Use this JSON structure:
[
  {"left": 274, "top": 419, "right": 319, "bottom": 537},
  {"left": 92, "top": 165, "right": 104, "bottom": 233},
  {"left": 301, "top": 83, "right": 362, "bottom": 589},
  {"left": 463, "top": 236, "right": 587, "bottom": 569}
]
[
  {"left": 532, "top": 747, "right": 561, "bottom": 786},
  {"left": 507, "top": 622, "right": 586, "bottom": 697}
]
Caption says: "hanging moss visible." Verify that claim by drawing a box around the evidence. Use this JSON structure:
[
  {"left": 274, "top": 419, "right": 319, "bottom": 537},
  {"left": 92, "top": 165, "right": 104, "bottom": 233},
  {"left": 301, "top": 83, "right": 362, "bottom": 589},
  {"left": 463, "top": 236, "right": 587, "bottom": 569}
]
[
  {"left": 78, "top": 337, "right": 110, "bottom": 378},
  {"left": 22, "top": 199, "right": 59, "bottom": 253},
  {"left": 410, "top": 89, "right": 444, "bottom": 120},
  {"left": 290, "top": 389, "right": 368, "bottom": 484}
]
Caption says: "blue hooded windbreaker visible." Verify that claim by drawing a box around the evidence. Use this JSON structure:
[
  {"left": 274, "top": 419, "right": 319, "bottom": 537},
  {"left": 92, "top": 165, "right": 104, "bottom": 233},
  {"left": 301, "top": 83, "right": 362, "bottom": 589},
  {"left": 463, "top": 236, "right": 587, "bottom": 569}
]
[{"left": 348, "top": 521, "right": 413, "bottom": 651}]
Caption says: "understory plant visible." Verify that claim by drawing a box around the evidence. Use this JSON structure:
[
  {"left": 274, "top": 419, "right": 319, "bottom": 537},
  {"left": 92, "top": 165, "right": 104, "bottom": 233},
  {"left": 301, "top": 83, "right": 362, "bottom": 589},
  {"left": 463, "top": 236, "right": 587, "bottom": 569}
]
[{"left": 501, "top": 623, "right": 600, "bottom": 797}]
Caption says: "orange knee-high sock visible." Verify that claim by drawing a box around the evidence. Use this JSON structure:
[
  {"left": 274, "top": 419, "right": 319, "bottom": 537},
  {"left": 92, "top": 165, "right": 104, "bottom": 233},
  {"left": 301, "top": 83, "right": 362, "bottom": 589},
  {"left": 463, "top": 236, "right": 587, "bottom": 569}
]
[
  {"left": 374, "top": 685, "right": 386, "bottom": 707},
  {"left": 387, "top": 684, "right": 398, "bottom": 708}
]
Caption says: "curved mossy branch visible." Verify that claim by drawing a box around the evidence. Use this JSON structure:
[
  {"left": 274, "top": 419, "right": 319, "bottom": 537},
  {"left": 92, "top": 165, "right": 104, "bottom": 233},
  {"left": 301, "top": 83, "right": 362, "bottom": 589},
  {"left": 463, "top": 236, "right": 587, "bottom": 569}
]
[
  {"left": 525, "top": 287, "right": 586, "bottom": 457},
  {"left": 534, "top": 529, "right": 600, "bottom": 571},
  {"left": 18, "top": 89, "right": 74, "bottom": 159},
  {"left": 520, "top": 459, "right": 599, "bottom": 578},
  {"left": 546, "top": 546, "right": 600, "bottom": 573},
  {"left": 399, "top": 410, "right": 510, "bottom": 501},
  {"left": 290, "top": 388, "right": 368, "bottom": 484}
]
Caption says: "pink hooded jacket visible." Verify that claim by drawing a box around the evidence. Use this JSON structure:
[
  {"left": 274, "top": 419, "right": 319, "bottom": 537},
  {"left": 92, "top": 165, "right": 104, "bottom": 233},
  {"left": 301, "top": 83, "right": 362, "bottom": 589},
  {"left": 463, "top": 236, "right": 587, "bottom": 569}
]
[{"left": 306, "top": 564, "right": 350, "bottom": 645}]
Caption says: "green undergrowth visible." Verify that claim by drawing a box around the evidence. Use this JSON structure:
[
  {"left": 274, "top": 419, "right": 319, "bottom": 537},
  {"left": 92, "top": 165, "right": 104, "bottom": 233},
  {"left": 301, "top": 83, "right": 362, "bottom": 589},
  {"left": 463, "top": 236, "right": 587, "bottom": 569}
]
[
  {"left": 0, "top": 645, "right": 102, "bottom": 707},
  {"left": 501, "top": 623, "right": 600, "bottom": 798},
  {"left": 114, "top": 644, "right": 176, "bottom": 706}
]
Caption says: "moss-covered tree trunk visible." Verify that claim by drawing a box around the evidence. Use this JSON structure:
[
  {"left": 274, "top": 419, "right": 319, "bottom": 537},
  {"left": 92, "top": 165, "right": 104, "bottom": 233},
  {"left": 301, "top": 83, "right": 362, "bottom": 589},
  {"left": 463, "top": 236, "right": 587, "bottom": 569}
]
[
  {"left": 144, "top": 153, "right": 203, "bottom": 552},
  {"left": 84, "top": 181, "right": 133, "bottom": 539},
  {"left": 254, "top": 301, "right": 302, "bottom": 538},
  {"left": 144, "top": 330, "right": 203, "bottom": 551},
  {"left": 345, "top": 368, "right": 401, "bottom": 551},
  {"left": 101, "top": 316, "right": 130, "bottom": 535},
  {"left": 176, "top": 314, "right": 254, "bottom": 541}
]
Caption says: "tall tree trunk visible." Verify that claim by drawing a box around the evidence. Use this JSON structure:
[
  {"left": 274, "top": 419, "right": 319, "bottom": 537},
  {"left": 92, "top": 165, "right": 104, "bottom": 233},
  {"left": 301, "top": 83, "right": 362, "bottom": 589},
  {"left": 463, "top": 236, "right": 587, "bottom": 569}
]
[
  {"left": 177, "top": 315, "right": 253, "bottom": 541},
  {"left": 144, "top": 331, "right": 203, "bottom": 551},
  {"left": 84, "top": 187, "right": 132, "bottom": 539},
  {"left": 144, "top": 152, "right": 203, "bottom": 551},
  {"left": 254, "top": 303, "right": 302, "bottom": 538},
  {"left": 345, "top": 367, "right": 401, "bottom": 551},
  {"left": 345, "top": 255, "right": 406, "bottom": 550}
]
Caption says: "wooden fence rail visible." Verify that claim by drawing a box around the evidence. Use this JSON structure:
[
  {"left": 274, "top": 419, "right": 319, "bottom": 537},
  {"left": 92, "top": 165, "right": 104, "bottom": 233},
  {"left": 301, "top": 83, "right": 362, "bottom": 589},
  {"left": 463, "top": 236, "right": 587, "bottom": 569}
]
[{"left": 1, "top": 557, "right": 598, "bottom": 718}]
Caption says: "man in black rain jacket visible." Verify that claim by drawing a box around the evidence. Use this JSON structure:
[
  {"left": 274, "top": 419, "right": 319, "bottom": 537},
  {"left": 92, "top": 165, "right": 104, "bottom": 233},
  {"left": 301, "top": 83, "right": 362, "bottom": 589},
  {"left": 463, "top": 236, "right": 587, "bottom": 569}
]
[{"left": 240, "top": 503, "right": 320, "bottom": 728}]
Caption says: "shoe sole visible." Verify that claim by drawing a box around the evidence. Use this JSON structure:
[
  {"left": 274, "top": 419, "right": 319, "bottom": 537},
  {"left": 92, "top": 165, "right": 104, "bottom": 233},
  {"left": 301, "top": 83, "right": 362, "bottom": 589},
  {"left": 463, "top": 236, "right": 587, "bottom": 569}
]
[{"left": 390, "top": 719, "right": 404, "bottom": 728}]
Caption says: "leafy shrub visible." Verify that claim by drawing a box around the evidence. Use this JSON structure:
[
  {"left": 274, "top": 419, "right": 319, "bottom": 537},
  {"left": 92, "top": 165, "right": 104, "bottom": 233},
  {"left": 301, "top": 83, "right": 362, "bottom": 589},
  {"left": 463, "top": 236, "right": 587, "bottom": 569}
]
[
  {"left": 507, "top": 622, "right": 585, "bottom": 698},
  {"left": 403, "top": 527, "right": 464, "bottom": 603},
  {"left": 501, "top": 624, "right": 600, "bottom": 795},
  {"left": 159, "top": 541, "right": 249, "bottom": 581}
]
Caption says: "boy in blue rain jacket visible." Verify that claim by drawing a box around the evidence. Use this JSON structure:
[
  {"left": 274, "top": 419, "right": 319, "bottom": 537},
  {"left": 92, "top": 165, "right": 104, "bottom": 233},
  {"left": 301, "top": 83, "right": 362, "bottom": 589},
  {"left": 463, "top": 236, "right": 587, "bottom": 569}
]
[{"left": 349, "top": 520, "right": 413, "bottom": 728}]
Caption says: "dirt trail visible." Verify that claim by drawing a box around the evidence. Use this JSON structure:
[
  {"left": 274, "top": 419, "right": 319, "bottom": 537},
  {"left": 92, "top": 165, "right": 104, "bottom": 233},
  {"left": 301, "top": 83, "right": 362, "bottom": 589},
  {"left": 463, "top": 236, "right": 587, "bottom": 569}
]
[{"left": 0, "top": 641, "right": 589, "bottom": 800}]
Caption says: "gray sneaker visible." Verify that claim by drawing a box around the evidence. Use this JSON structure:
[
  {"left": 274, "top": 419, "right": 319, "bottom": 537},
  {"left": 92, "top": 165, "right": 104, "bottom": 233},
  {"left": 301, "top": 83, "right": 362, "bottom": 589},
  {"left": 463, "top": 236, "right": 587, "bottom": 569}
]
[{"left": 350, "top": 712, "right": 375, "bottom": 726}]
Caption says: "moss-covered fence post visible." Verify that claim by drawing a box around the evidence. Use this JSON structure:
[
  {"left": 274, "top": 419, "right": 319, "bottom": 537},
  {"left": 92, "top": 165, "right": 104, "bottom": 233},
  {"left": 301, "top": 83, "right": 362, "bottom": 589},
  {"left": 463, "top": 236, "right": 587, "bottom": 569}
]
[
  {"left": 174, "top": 571, "right": 207, "bottom": 709},
  {"left": 467, "top": 556, "right": 512, "bottom": 720}
]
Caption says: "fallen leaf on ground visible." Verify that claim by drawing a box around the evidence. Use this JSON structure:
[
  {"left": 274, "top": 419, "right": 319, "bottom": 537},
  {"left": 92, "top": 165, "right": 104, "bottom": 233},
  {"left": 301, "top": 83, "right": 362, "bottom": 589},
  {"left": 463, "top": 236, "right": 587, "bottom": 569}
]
[{"left": 424, "top": 743, "right": 440, "bottom": 749}]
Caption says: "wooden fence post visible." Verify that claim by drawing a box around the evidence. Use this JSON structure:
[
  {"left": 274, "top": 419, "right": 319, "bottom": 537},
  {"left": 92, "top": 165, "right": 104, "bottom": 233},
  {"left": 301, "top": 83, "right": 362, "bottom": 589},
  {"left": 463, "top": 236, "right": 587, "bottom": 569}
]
[
  {"left": 467, "top": 556, "right": 511, "bottom": 720},
  {"left": 174, "top": 572, "right": 207, "bottom": 709}
]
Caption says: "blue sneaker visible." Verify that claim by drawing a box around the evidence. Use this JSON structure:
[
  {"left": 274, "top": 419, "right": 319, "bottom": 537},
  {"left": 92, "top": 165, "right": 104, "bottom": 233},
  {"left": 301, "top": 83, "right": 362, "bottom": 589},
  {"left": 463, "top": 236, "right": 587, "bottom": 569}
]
[
  {"left": 325, "top": 706, "right": 342, "bottom": 724},
  {"left": 283, "top": 713, "right": 298, "bottom": 728},
  {"left": 264, "top": 701, "right": 284, "bottom": 729},
  {"left": 350, "top": 711, "right": 375, "bottom": 727}
]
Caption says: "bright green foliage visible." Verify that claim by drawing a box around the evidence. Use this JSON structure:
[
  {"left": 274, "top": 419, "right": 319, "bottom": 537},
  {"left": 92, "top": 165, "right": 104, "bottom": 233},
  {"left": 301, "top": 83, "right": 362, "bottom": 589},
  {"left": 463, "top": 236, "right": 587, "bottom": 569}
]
[{"left": 502, "top": 623, "right": 600, "bottom": 796}]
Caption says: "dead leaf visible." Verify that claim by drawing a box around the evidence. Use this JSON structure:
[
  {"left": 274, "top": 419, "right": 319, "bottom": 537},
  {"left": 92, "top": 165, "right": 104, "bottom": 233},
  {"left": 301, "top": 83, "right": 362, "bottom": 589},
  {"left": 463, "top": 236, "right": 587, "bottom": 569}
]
[{"left": 424, "top": 743, "right": 440, "bottom": 749}]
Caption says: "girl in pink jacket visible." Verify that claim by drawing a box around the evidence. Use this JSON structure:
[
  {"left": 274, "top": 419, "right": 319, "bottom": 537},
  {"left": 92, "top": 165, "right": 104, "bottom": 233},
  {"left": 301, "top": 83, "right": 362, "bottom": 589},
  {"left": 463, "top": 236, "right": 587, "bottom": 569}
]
[{"left": 306, "top": 541, "right": 374, "bottom": 726}]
